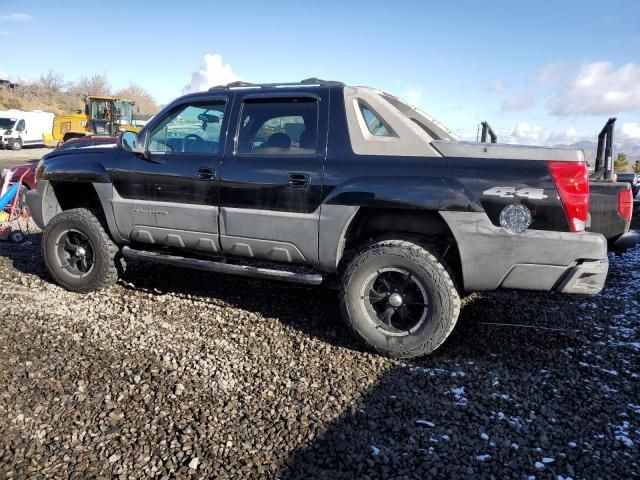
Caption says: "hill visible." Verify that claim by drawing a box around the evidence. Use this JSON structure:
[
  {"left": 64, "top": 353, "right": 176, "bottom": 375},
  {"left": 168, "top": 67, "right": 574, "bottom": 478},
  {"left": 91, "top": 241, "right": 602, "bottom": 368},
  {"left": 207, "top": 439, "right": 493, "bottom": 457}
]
[{"left": 0, "top": 71, "right": 159, "bottom": 117}]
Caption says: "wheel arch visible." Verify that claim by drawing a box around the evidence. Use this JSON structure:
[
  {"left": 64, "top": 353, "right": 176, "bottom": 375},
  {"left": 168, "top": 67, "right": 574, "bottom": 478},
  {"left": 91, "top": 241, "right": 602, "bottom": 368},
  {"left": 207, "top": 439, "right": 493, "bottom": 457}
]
[
  {"left": 43, "top": 180, "right": 122, "bottom": 242},
  {"left": 322, "top": 205, "right": 463, "bottom": 289}
]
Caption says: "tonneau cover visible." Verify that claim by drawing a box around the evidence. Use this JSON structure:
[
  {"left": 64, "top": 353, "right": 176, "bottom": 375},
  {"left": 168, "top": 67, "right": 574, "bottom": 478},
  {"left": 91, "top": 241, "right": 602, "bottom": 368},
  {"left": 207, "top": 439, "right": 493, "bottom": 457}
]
[{"left": 431, "top": 140, "right": 585, "bottom": 163}]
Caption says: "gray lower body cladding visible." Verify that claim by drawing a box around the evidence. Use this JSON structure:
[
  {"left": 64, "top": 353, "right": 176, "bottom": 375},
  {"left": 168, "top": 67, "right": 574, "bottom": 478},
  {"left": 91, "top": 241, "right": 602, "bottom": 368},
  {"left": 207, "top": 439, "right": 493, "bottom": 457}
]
[
  {"left": 440, "top": 211, "right": 609, "bottom": 294},
  {"left": 26, "top": 181, "right": 50, "bottom": 230}
]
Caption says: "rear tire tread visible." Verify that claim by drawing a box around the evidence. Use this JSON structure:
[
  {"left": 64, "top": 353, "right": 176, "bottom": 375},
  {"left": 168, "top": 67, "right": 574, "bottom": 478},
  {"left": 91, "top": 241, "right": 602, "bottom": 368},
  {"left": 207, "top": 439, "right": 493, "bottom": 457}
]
[{"left": 340, "top": 238, "right": 461, "bottom": 358}]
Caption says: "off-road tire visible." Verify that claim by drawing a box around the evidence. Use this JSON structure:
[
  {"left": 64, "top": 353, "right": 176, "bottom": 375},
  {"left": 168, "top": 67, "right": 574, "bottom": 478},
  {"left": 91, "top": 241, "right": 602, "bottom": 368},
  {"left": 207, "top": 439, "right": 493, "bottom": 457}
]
[
  {"left": 42, "top": 208, "right": 120, "bottom": 293},
  {"left": 9, "top": 139, "right": 22, "bottom": 151},
  {"left": 340, "top": 239, "right": 461, "bottom": 358}
]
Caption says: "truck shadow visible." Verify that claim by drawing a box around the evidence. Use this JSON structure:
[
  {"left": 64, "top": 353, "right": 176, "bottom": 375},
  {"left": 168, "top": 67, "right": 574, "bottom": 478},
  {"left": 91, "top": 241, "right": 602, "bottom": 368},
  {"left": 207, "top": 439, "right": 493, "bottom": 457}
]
[{"left": 276, "top": 329, "right": 632, "bottom": 479}]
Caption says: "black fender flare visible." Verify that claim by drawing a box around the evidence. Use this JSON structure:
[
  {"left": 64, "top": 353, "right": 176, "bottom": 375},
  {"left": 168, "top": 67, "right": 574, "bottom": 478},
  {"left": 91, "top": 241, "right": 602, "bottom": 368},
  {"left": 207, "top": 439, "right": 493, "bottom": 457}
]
[{"left": 318, "top": 176, "right": 484, "bottom": 271}]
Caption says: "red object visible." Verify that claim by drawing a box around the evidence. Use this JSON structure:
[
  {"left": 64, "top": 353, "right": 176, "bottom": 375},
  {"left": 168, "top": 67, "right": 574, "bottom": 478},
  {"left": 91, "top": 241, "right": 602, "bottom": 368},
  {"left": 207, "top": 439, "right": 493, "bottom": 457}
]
[
  {"left": 8, "top": 135, "right": 116, "bottom": 191},
  {"left": 546, "top": 161, "right": 590, "bottom": 232},
  {"left": 8, "top": 163, "right": 36, "bottom": 190},
  {"left": 617, "top": 188, "right": 633, "bottom": 221}
]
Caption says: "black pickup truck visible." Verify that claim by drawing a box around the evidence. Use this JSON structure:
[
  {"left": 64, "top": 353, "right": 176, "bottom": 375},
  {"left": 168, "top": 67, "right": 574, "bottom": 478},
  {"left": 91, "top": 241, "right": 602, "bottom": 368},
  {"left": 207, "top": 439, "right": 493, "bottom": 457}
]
[{"left": 27, "top": 79, "right": 610, "bottom": 358}]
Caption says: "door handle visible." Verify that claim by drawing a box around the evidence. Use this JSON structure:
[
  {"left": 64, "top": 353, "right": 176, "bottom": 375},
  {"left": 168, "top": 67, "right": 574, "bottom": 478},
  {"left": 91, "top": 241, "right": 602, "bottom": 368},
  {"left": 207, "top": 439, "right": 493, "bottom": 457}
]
[
  {"left": 287, "top": 173, "right": 311, "bottom": 188},
  {"left": 195, "top": 168, "right": 216, "bottom": 181}
]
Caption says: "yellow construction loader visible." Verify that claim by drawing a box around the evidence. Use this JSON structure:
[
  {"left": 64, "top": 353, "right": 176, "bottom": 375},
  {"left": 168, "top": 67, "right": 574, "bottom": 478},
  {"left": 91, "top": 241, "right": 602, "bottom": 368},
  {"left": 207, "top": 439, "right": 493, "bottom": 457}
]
[{"left": 43, "top": 96, "right": 140, "bottom": 147}]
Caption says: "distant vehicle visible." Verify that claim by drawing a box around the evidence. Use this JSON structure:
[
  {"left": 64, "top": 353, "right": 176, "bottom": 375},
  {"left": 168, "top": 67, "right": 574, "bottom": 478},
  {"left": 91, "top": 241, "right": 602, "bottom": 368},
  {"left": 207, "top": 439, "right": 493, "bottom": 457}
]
[
  {"left": 0, "top": 109, "right": 55, "bottom": 150},
  {"left": 616, "top": 172, "right": 640, "bottom": 198},
  {"left": 2, "top": 135, "right": 116, "bottom": 190},
  {"left": 43, "top": 96, "right": 140, "bottom": 146},
  {"left": 587, "top": 119, "right": 637, "bottom": 252}
]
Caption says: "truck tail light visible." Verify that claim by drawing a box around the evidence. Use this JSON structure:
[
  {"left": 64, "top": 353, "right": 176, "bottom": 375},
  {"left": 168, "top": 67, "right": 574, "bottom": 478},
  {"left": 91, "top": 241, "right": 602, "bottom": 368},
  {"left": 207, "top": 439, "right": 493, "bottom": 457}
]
[
  {"left": 546, "top": 161, "right": 589, "bottom": 232},
  {"left": 618, "top": 188, "right": 633, "bottom": 221}
]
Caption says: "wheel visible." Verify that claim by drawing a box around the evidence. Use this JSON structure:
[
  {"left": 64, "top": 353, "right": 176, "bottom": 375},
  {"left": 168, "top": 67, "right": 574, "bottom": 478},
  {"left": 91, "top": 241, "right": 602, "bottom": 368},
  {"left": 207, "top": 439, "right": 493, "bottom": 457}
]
[
  {"left": 8, "top": 230, "right": 25, "bottom": 243},
  {"left": 9, "top": 139, "right": 22, "bottom": 151},
  {"left": 42, "top": 208, "right": 120, "bottom": 292},
  {"left": 341, "top": 239, "right": 461, "bottom": 358}
]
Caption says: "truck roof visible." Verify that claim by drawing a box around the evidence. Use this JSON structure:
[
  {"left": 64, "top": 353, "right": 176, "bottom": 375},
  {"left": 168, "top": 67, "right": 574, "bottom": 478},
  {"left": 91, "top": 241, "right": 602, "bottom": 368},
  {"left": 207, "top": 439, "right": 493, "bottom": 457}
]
[
  {"left": 202, "top": 78, "right": 458, "bottom": 148},
  {"left": 86, "top": 96, "right": 135, "bottom": 103}
]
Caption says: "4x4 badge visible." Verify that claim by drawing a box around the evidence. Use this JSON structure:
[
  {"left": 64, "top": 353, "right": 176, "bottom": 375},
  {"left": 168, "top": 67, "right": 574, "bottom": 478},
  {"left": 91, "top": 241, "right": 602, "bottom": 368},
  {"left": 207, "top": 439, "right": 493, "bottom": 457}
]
[{"left": 483, "top": 187, "right": 548, "bottom": 200}]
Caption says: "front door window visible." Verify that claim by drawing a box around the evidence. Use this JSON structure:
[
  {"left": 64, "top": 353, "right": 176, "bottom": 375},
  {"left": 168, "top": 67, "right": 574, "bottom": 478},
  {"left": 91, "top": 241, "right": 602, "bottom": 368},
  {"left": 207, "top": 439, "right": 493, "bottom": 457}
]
[{"left": 148, "top": 102, "right": 225, "bottom": 154}]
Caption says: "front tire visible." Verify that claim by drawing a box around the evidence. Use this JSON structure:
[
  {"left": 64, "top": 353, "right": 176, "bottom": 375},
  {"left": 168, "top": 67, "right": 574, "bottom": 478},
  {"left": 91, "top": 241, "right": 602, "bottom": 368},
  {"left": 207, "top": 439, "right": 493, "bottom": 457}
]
[
  {"left": 42, "top": 208, "right": 120, "bottom": 293},
  {"left": 341, "top": 239, "right": 460, "bottom": 358},
  {"left": 9, "top": 139, "right": 22, "bottom": 151}
]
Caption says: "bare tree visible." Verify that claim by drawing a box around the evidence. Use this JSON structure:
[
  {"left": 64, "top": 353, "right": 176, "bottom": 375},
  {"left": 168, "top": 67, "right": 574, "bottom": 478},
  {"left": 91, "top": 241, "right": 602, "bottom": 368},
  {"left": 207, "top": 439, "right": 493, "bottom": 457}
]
[
  {"left": 69, "top": 73, "right": 112, "bottom": 97},
  {"left": 37, "top": 70, "right": 68, "bottom": 93},
  {"left": 115, "top": 82, "right": 159, "bottom": 116}
]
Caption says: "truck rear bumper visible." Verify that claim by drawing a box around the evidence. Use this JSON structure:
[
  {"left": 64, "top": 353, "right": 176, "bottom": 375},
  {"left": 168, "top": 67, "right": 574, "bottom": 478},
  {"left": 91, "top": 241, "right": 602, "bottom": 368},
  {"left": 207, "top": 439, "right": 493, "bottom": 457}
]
[
  {"left": 556, "top": 259, "right": 609, "bottom": 294},
  {"left": 440, "top": 211, "right": 609, "bottom": 295}
]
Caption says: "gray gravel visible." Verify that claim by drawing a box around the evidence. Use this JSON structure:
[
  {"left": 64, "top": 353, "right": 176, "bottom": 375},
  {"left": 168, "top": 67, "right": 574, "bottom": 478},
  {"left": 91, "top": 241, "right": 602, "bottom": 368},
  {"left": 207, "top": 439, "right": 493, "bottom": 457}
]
[
  {"left": 0, "top": 218, "right": 638, "bottom": 478},
  {"left": 0, "top": 147, "right": 48, "bottom": 172}
]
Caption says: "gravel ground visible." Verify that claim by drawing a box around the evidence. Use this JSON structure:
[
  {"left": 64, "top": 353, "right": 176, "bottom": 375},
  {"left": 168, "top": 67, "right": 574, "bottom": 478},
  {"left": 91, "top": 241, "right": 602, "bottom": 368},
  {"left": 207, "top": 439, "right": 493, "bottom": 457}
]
[
  {"left": 0, "top": 147, "right": 48, "bottom": 172},
  {"left": 0, "top": 216, "right": 638, "bottom": 479}
]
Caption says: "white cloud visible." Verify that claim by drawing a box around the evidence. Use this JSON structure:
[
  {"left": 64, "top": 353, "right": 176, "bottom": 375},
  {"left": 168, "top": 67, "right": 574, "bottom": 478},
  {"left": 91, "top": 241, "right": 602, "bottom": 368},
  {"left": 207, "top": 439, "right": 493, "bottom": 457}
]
[
  {"left": 0, "top": 71, "right": 8, "bottom": 80},
  {"left": 183, "top": 54, "right": 239, "bottom": 94},
  {"left": 547, "top": 127, "right": 589, "bottom": 145},
  {"left": 501, "top": 93, "right": 536, "bottom": 112},
  {"left": 621, "top": 122, "right": 640, "bottom": 139},
  {"left": 483, "top": 80, "right": 506, "bottom": 92},
  {"left": 0, "top": 13, "right": 32, "bottom": 21},
  {"left": 509, "top": 123, "right": 544, "bottom": 143},
  {"left": 548, "top": 62, "right": 640, "bottom": 116},
  {"left": 405, "top": 87, "right": 423, "bottom": 105},
  {"left": 535, "top": 62, "right": 568, "bottom": 86}
]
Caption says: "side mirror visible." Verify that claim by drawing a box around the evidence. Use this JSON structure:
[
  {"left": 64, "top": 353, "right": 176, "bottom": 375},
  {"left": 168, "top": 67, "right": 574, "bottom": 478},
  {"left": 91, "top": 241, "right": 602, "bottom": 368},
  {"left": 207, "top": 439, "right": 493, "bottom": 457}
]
[{"left": 117, "top": 131, "right": 145, "bottom": 154}]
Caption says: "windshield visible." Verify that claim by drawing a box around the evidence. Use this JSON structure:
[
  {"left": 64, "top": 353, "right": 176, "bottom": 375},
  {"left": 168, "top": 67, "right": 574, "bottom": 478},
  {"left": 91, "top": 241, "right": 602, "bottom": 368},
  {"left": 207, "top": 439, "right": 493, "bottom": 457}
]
[
  {"left": 88, "top": 99, "right": 133, "bottom": 125},
  {"left": 89, "top": 99, "right": 112, "bottom": 120},
  {"left": 114, "top": 101, "right": 133, "bottom": 125},
  {"left": 0, "top": 118, "right": 16, "bottom": 130}
]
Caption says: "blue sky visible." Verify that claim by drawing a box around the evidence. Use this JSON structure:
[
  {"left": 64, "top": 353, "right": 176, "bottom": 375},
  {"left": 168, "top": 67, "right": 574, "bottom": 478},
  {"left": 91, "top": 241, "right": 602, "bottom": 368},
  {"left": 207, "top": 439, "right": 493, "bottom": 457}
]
[{"left": 1, "top": 0, "right": 640, "bottom": 145}]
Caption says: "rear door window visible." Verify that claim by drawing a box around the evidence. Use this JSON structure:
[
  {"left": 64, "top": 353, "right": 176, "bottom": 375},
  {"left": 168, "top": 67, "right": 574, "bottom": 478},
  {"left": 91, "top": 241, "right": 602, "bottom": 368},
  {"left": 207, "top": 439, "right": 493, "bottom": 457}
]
[{"left": 236, "top": 97, "right": 318, "bottom": 155}]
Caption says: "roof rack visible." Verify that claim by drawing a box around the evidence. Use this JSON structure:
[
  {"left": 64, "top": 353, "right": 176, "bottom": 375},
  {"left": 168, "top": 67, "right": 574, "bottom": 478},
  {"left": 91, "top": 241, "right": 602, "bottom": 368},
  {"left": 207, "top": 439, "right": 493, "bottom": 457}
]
[{"left": 209, "top": 77, "right": 344, "bottom": 91}]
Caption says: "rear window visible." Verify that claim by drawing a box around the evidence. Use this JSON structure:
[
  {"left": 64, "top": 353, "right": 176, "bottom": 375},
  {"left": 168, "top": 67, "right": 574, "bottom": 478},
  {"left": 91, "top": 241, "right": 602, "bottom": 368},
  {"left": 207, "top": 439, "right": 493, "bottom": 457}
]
[{"left": 359, "top": 103, "right": 391, "bottom": 136}]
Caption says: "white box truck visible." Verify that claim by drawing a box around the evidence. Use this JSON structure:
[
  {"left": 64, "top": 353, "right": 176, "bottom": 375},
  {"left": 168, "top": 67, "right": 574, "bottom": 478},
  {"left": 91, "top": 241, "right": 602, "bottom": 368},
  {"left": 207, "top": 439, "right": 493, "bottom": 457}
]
[{"left": 0, "top": 110, "right": 55, "bottom": 150}]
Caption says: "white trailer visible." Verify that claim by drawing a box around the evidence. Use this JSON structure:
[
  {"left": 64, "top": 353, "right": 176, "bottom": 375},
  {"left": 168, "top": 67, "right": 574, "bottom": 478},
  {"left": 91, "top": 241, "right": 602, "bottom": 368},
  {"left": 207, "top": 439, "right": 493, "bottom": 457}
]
[{"left": 0, "top": 109, "right": 55, "bottom": 150}]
